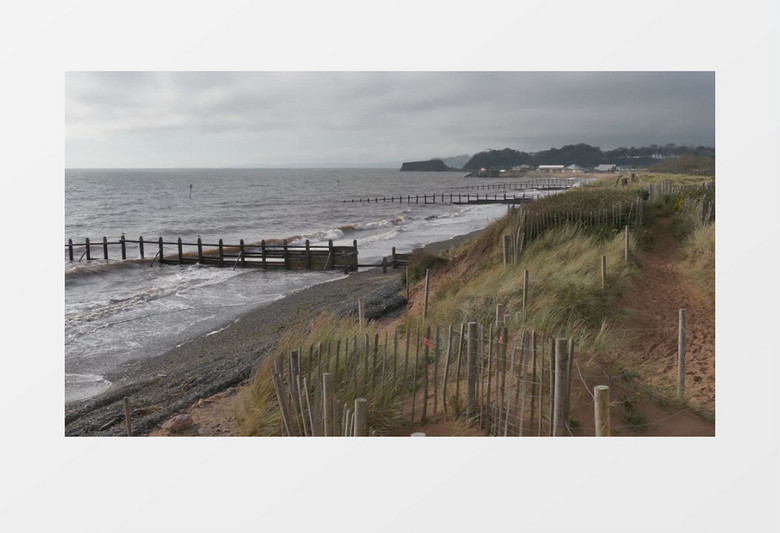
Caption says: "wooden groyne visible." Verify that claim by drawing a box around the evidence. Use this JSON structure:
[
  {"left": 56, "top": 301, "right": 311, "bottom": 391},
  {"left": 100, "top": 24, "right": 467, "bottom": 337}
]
[
  {"left": 343, "top": 179, "right": 583, "bottom": 204},
  {"left": 65, "top": 236, "right": 360, "bottom": 273},
  {"left": 344, "top": 191, "right": 537, "bottom": 205}
]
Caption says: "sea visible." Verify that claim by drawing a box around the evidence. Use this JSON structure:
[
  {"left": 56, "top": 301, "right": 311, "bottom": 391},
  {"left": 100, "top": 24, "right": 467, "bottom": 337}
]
[{"left": 64, "top": 168, "right": 554, "bottom": 405}]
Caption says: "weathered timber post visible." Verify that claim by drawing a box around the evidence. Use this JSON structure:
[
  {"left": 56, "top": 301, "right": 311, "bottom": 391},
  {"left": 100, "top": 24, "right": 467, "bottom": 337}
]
[
  {"left": 565, "top": 337, "right": 575, "bottom": 424},
  {"left": 433, "top": 326, "right": 440, "bottom": 417},
  {"left": 522, "top": 269, "right": 529, "bottom": 314},
  {"left": 421, "top": 326, "right": 430, "bottom": 424},
  {"left": 177, "top": 237, "right": 183, "bottom": 264},
  {"left": 624, "top": 225, "right": 629, "bottom": 262},
  {"left": 678, "top": 309, "right": 687, "bottom": 400},
  {"left": 323, "top": 373, "right": 335, "bottom": 436},
  {"left": 594, "top": 385, "right": 610, "bottom": 436},
  {"left": 102, "top": 237, "right": 109, "bottom": 260},
  {"left": 495, "top": 304, "right": 503, "bottom": 328},
  {"left": 124, "top": 397, "right": 132, "bottom": 436},
  {"left": 240, "top": 239, "right": 246, "bottom": 267},
  {"left": 503, "top": 235, "right": 511, "bottom": 266},
  {"left": 353, "top": 240, "right": 358, "bottom": 271},
  {"left": 261, "top": 240, "right": 267, "bottom": 269},
  {"left": 327, "top": 240, "right": 334, "bottom": 270},
  {"left": 354, "top": 398, "right": 367, "bottom": 436},
  {"left": 553, "top": 338, "right": 569, "bottom": 436},
  {"left": 120, "top": 235, "right": 126, "bottom": 260},
  {"left": 68, "top": 239, "right": 74, "bottom": 261},
  {"left": 139, "top": 236, "right": 145, "bottom": 259},
  {"left": 305, "top": 239, "right": 311, "bottom": 269},
  {"left": 391, "top": 247, "right": 397, "bottom": 268},
  {"left": 601, "top": 255, "right": 607, "bottom": 288},
  {"left": 466, "top": 321, "right": 478, "bottom": 418},
  {"left": 357, "top": 298, "right": 364, "bottom": 330},
  {"left": 405, "top": 266, "right": 410, "bottom": 301},
  {"left": 157, "top": 237, "right": 163, "bottom": 264},
  {"left": 282, "top": 239, "right": 289, "bottom": 269},
  {"left": 423, "top": 268, "right": 430, "bottom": 319},
  {"left": 196, "top": 237, "right": 203, "bottom": 263},
  {"left": 218, "top": 239, "right": 225, "bottom": 267}
]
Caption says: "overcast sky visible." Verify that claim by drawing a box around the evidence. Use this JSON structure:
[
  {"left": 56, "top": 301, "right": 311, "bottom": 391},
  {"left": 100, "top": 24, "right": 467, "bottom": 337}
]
[{"left": 65, "top": 71, "right": 714, "bottom": 168}]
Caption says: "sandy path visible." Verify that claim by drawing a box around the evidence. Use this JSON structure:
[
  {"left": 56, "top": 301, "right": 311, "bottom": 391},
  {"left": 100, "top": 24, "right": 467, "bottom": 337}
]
[{"left": 617, "top": 217, "right": 715, "bottom": 415}]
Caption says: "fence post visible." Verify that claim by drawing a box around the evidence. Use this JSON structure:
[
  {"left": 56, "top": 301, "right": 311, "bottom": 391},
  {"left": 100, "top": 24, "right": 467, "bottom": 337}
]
[
  {"left": 466, "top": 321, "right": 478, "bottom": 418},
  {"left": 601, "top": 255, "right": 607, "bottom": 288},
  {"left": 522, "top": 269, "right": 529, "bottom": 314},
  {"left": 423, "top": 268, "right": 430, "bottom": 319},
  {"left": 323, "top": 373, "right": 335, "bottom": 436},
  {"left": 624, "top": 225, "right": 629, "bottom": 262},
  {"left": 678, "top": 309, "right": 687, "bottom": 400},
  {"left": 594, "top": 385, "right": 610, "bottom": 436},
  {"left": 354, "top": 398, "right": 367, "bottom": 436},
  {"left": 421, "top": 326, "right": 430, "bottom": 424},
  {"left": 495, "top": 304, "right": 503, "bottom": 328},
  {"left": 553, "top": 338, "right": 569, "bottom": 436},
  {"left": 357, "top": 298, "right": 364, "bottom": 330},
  {"left": 503, "top": 235, "right": 511, "bottom": 266}
]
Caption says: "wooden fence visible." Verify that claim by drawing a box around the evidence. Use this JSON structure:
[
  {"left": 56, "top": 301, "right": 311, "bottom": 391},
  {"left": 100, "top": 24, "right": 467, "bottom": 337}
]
[{"left": 269, "top": 320, "right": 582, "bottom": 437}]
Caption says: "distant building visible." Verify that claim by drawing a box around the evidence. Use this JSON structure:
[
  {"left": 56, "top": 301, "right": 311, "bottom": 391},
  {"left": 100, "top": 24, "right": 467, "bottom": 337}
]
[
  {"left": 538, "top": 165, "right": 565, "bottom": 174},
  {"left": 564, "top": 164, "right": 585, "bottom": 174},
  {"left": 594, "top": 164, "right": 617, "bottom": 172}
]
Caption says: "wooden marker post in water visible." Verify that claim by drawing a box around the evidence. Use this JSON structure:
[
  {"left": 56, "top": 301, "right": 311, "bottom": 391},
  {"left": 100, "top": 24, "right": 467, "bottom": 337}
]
[
  {"left": 594, "top": 385, "right": 610, "bottom": 436},
  {"left": 678, "top": 309, "right": 687, "bottom": 400}
]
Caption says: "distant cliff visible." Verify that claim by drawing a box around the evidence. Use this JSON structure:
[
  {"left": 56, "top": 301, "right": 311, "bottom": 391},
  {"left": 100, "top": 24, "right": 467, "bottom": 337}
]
[{"left": 399, "top": 159, "right": 451, "bottom": 171}]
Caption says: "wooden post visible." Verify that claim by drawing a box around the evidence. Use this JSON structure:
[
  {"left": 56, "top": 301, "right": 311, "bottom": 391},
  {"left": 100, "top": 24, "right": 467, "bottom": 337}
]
[
  {"left": 594, "top": 385, "right": 610, "bottom": 436},
  {"left": 305, "top": 239, "right": 311, "bottom": 269},
  {"left": 466, "top": 322, "right": 478, "bottom": 419},
  {"left": 503, "top": 234, "right": 511, "bottom": 266},
  {"left": 565, "top": 337, "right": 575, "bottom": 424},
  {"left": 358, "top": 298, "right": 364, "bottom": 330},
  {"left": 323, "top": 373, "right": 335, "bottom": 436},
  {"left": 454, "top": 323, "right": 465, "bottom": 405},
  {"left": 343, "top": 251, "right": 349, "bottom": 275},
  {"left": 601, "top": 255, "right": 607, "bottom": 288},
  {"left": 442, "top": 324, "right": 453, "bottom": 420},
  {"left": 177, "top": 237, "right": 183, "bottom": 264},
  {"left": 522, "top": 269, "right": 529, "bottom": 314},
  {"left": 423, "top": 268, "right": 430, "bottom": 320},
  {"left": 282, "top": 239, "right": 289, "bottom": 269},
  {"left": 421, "top": 326, "right": 430, "bottom": 424},
  {"left": 405, "top": 266, "right": 410, "bottom": 301},
  {"left": 218, "top": 239, "right": 224, "bottom": 267},
  {"left": 240, "top": 239, "right": 246, "bottom": 267},
  {"left": 495, "top": 304, "right": 503, "bottom": 328},
  {"left": 391, "top": 247, "right": 397, "bottom": 268},
  {"left": 120, "top": 235, "right": 126, "bottom": 260},
  {"left": 678, "top": 309, "right": 687, "bottom": 400},
  {"left": 411, "top": 327, "right": 419, "bottom": 422},
  {"left": 354, "top": 398, "right": 367, "bottom": 436},
  {"left": 139, "top": 236, "right": 144, "bottom": 259},
  {"left": 123, "top": 397, "right": 132, "bottom": 436},
  {"left": 433, "top": 325, "right": 440, "bottom": 417},
  {"left": 553, "top": 338, "right": 569, "bottom": 436},
  {"left": 382, "top": 256, "right": 387, "bottom": 274},
  {"left": 624, "top": 225, "right": 629, "bottom": 262},
  {"left": 261, "top": 240, "right": 267, "bottom": 269},
  {"left": 328, "top": 240, "right": 334, "bottom": 270},
  {"left": 197, "top": 237, "right": 203, "bottom": 263},
  {"left": 68, "top": 239, "right": 74, "bottom": 261},
  {"left": 158, "top": 237, "right": 163, "bottom": 264}
]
